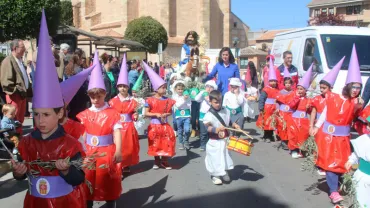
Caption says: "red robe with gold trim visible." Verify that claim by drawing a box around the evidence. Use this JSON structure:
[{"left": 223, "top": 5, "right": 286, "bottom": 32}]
[
  {"left": 286, "top": 94, "right": 311, "bottom": 150},
  {"left": 109, "top": 96, "right": 140, "bottom": 167},
  {"left": 256, "top": 86, "right": 279, "bottom": 130},
  {"left": 18, "top": 133, "right": 86, "bottom": 208},
  {"left": 276, "top": 90, "right": 294, "bottom": 141},
  {"left": 77, "top": 107, "right": 122, "bottom": 201},
  {"left": 146, "top": 96, "right": 176, "bottom": 157},
  {"left": 316, "top": 92, "right": 357, "bottom": 173},
  {"left": 311, "top": 94, "right": 327, "bottom": 150}
]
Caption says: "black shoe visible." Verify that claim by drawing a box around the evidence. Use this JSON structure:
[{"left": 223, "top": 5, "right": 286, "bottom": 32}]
[{"left": 222, "top": 173, "right": 231, "bottom": 182}]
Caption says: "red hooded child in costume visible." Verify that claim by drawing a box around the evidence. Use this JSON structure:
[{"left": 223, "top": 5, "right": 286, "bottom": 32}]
[
  {"left": 143, "top": 62, "right": 176, "bottom": 170},
  {"left": 12, "top": 10, "right": 86, "bottom": 208},
  {"left": 76, "top": 51, "right": 123, "bottom": 205},
  {"left": 109, "top": 54, "right": 140, "bottom": 171}
]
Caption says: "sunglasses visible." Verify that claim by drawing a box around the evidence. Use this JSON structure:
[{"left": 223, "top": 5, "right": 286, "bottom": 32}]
[{"left": 351, "top": 86, "right": 361, "bottom": 90}]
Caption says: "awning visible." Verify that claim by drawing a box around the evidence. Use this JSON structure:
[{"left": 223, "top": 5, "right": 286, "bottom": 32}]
[
  {"left": 58, "top": 25, "right": 104, "bottom": 41},
  {"left": 94, "top": 37, "right": 145, "bottom": 48},
  {"left": 58, "top": 25, "right": 145, "bottom": 49}
]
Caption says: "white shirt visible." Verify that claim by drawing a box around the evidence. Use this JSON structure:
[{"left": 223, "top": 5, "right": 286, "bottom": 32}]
[
  {"left": 172, "top": 93, "right": 191, "bottom": 110},
  {"left": 195, "top": 90, "right": 211, "bottom": 113},
  {"left": 203, "top": 108, "right": 231, "bottom": 128},
  {"left": 244, "top": 86, "right": 258, "bottom": 98},
  {"left": 117, "top": 94, "right": 133, "bottom": 102},
  {"left": 89, "top": 103, "right": 123, "bottom": 130},
  {"left": 13, "top": 55, "right": 29, "bottom": 89},
  {"left": 223, "top": 91, "right": 244, "bottom": 109}
]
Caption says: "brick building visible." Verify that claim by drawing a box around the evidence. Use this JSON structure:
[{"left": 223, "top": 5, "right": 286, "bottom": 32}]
[
  {"left": 308, "top": 0, "right": 370, "bottom": 27},
  {"left": 72, "top": 0, "right": 249, "bottom": 63}
]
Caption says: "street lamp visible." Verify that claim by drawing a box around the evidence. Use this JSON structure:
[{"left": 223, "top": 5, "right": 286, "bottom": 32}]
[{"left": 232, "top": 37, "right": 240, "bottom": 66}]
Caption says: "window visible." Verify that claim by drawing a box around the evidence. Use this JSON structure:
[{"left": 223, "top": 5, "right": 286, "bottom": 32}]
[
  {"left": 234, "top": 22, "right": 237, "bottom": 28},
  {"left": 329, "top": 8, "right": 334, "bottom": 15},
  {"left": 240, "top": 58, "right": 248, "bottom": 69},
  {"left": 346, "top": 6, "right": 353, "bottom": 15},
  {"left": 303, "top": 38, "right": 322, "bottom": 72},
  {"left": 320, "top": 34, "right": 370, "bottom": 70},
  {"left": 322, "top": 8, "right": 327, "bottom": 16},
  {"left": 314, "top": 9, "right": 321, "bottom": 17},
  {"left": 354, "top": 5, "right": 361, "bottom": 14}
]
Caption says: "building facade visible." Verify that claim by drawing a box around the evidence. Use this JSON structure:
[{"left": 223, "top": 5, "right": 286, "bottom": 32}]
[
  {"left": 71, "top": 0, "right": 249, "bottom": 63},
  {"left": 308, "top": 0, "right": 370, "bottom": 27}
]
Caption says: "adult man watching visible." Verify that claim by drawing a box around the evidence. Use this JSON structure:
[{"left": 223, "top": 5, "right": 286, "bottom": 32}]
[
  {"left": 0, "top": 39, "right": 32, "bottom": 134},
  {"left": 277, "top": 51, "right": 298, "bottom": 89},
  {"left": 58, "top": 43, "right": 70, "bottom": 82}
]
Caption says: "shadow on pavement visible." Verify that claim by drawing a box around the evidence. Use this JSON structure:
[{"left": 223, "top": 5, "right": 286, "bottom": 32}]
[
  {"left": 229, "top": 165, "right": 264, "bottom": 182},
  {"left": 125, "top": 150, "right": 201, "bottom": 177},
  {"left": 0, "top": 178, "right": 28, "bottom": 200},
  {"left": 113, "top": 175, "right": 288, "bottom": 208}
]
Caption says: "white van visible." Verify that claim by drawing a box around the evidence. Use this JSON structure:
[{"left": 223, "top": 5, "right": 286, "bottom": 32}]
[{"left": 271, "top": 26, "right": 370, "bottom": 96}]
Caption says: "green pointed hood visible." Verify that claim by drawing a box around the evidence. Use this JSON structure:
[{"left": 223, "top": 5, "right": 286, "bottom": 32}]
[{"left": 132, "top": 70, "right": 144, "bottom": 91}]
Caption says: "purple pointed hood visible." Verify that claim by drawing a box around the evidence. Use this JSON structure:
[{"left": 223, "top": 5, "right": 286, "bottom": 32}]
[
  {"left": 88, "top": 51, "right": 106, "bottom": 90},
  {"left": 345, "top": 44, "right": 362, "bottom": 85},
  {"left": 283, "top": 67, "right": 291, "bottom": 78},
  {"left": 143, "top": 61, "right": 165, "bottom": 91},
  {"left": 60, "top": 65, "right": 95, "bottom": 105},
  {"left": 268, "top": 58, "right": 277, "bottom": 81},
  {"left": 32, "top": 10, "right": 64, "bottom": 108},
  {"left": 117, "top": 54, "right": 128, "bottom": 86},
  {"left": 298, "top": 63, "right": 313, "bottom": 90},
  {"left": 322, "top": 56, "right": 345, "bottom": 87}
]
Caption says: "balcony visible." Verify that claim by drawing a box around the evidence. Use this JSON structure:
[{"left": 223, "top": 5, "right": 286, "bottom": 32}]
[{"left": 344, "top": 10, "right": 370, "bottom": 22}]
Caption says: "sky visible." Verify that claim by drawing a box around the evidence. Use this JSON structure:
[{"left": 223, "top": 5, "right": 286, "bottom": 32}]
[{"left": 231, "top": 0, "right": 312, "bottom": 31}]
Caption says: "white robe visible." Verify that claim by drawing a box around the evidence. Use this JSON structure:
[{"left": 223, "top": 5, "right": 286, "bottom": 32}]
[
  {"left": 133, "top": 98, "right": 149, "bottom": 135},
  {"left": 349, "top": 133, "right": 370, "bottom": 208},
  {"left": 203, "top": 108, "right": 234, "bottom": 176},
  {"left": 242, "top": 86, "right": 259, "bottom": 118}
]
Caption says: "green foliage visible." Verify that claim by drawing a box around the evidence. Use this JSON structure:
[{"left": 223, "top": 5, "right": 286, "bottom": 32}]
[
  {"left": 124, "top": 16, "right": 168, "bottom": 53},
  {"left": 0, "top": 53, "right": 6, "bottom": 64},
  {"left": 0, "top": 0, "right": 61, "bottom": 42},
  {"left": 60, "top": 0, "right": 73, "bottom": 26}
]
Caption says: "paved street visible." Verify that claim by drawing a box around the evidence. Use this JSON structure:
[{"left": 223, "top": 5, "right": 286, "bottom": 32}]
[{"left": 0, "top": 118, "right": 336, "bottom": 208}]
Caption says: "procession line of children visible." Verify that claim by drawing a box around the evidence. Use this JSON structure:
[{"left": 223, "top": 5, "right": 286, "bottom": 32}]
[{"left": 258, "top": 46, "right": 369, "bottom": 207}]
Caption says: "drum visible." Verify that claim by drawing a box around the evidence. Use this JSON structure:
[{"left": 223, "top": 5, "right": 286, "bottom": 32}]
[{"left": 227, "top": 136, "right": 253, "bottom": 156}]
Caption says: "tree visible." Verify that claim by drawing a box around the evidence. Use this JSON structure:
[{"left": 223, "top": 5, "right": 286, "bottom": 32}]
[
  {"left": 60, "top": 0, "right": 73, "bottom": 26},
  {"left": 308, "top": 13, "right": 358, "bottom": 26},
  {"left": 124, "top": 16, "right": 168, "bottom": 53},
  {"left": 0, "top": 0, "right": 61, "bottom": 42}
]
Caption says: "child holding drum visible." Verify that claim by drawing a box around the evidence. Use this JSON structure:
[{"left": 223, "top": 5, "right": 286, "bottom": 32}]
[{"left": 203, "top": 90, "right": 241, "bottom": 185}]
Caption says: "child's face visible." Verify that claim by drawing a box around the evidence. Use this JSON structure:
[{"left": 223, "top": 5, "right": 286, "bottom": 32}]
[
  {"left": 205, "top": 85, "right": 214, "bottom": 92},
  {"left": 284, "top": 81, "right": 292, "bottom": 91},
  {"left": 210, "top": 97, "right": 222, "bottom": 110},
  {"left": 132, "top": 91, "right": 138, "bottom": 98},
  {"left": 5, "top": 110, "right": 16, "bottom": 119},
  {"left": 320, "top": 84, "right": 330, "bottom": 95},
  {"left": 269, "top": 80, "right": 277, "bottom": 88},
  {"left": 117, "top": 84, "right": 129, "bottom": 96},
  {"left": 156, "top": 84, "right": 167, "bottom": 96},
  {"left": 176, "top": 86, "right": 184, "bottom": 96},
  {"left": 34, "top": 108, "right": 63, "bottom": 136},
  {"left": 297, "top": 86, "right": 306, "bottom": 97},
  {"left": 89, "top": 92, "right": 106, "bottom": 108},
  {"left": 351, "top": 83, "right": 361, "bottom": 98}
]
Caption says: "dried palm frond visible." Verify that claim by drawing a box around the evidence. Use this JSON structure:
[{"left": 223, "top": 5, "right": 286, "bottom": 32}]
[
  {"left": 185, "top": 80, "right": 204, "bottom": 90},
  {"left": 340, "top": 172, "right": 360, "bottom": 208},
  {"left": 136, "top": 79, "right": 152, "bottom": 98},
  {"left": 266, "top": 113, "right": 286, "bottom": 130},
  {"left": 300, "top": 136, "right": 318, "bottom": 173},
  {"left": 25, "top": 151, "right": 107, "bottom": 195}
]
